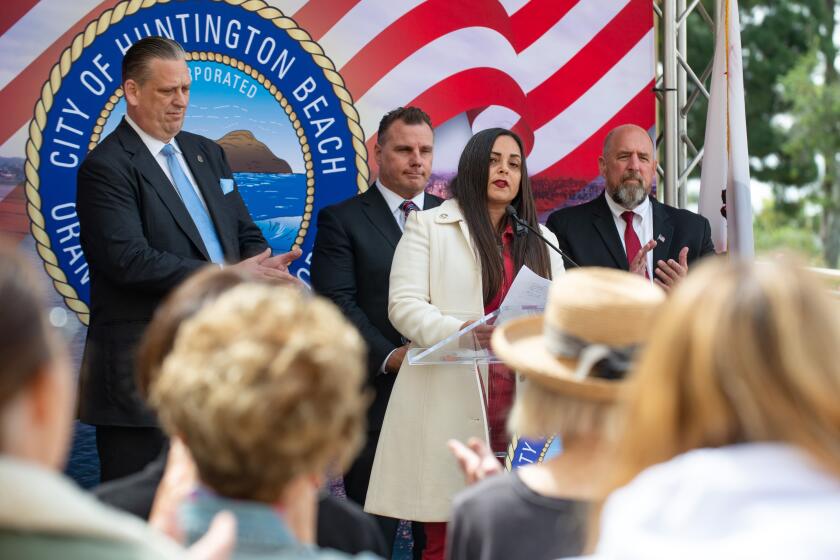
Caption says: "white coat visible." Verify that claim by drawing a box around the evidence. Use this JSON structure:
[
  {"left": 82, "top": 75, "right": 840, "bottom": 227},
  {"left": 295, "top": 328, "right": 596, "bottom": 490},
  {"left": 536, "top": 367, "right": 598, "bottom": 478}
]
[{"left": 364, "top": 198, "right": 565, "bottom": 521}]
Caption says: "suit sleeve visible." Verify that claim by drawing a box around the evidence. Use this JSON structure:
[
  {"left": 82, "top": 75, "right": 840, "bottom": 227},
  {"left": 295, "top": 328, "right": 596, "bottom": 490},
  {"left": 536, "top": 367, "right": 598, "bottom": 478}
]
[
  {"left": 217, "top": 143, "right": 267, "bottom": 259},
  {"left": 545, "top": 210, "right": 575, "bottom": 266},
  {"left": 698, "top": 215, "right": 716, "bottom": 257},
  {"left": 388, "top": 212, "right": 463, "bottom": 348},
  {"left": 311, "top": 206, "right": 398, "bottom": 376},
  {"left": 76, "top": 155, "right": 207, "bottom": 294}
]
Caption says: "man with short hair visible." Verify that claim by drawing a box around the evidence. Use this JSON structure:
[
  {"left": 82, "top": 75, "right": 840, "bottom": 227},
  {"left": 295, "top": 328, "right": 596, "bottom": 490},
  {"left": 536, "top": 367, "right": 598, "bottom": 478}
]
[
  {"left": 311, "top": 107, "right": 443, "bottom": 553},
  {"left": 76, "top": 36, "right": 297, "bottom": 482},
  {"left": 546, "top": 124, "right": 715, "bottom": 289}
]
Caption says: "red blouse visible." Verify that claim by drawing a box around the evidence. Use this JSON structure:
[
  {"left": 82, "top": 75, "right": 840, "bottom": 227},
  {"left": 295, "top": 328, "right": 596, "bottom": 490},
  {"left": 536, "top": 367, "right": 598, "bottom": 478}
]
[
  {"left": 483, "top": 223, "right": 516, "bottom": 454},
  {"left": 484, "top": 224, "right": 516, "bottom": 314}
]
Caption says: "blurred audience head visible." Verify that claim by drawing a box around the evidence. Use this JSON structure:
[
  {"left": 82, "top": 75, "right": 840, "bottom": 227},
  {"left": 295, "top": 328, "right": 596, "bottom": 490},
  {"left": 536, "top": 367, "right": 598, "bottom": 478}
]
[
  {"left": 0, "top": 241, "right": 73, "bottom": 469},
  {"left": 611, "top": 257, "right": 840, "bottom": 487},
  {"left": 136, "top": 265, "right": 254, "bottom": 398},
  {"left": 493, "top": 267, "right": 665, "bottom": 442},
  {"left": 150, "top": 284, "right": 367, "bottom": 503}
]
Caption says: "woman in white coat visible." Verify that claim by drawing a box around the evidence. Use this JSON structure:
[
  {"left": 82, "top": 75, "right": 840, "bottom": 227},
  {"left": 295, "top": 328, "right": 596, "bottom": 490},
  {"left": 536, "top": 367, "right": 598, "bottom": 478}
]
[{"left": 365, "top": 128, "right": 565, "bottom": 559}]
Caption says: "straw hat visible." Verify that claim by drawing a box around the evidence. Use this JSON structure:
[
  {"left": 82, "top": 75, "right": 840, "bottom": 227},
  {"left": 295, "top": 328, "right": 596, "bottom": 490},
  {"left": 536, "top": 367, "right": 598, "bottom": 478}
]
[{"left": 491, "top": 267, "right": 665, "bottom": 402}]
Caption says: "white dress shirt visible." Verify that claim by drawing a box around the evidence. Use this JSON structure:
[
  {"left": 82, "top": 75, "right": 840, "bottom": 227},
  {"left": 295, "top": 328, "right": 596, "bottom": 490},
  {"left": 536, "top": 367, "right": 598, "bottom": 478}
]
[
  {"left": 124, "top": 114, "right": 211, "bottom": 214},
  {"left": 604, "top": 191, "right": 654, "bottom": 280},
  {"left": 376, "top": 180, "right": 426, "bottom": 232}
]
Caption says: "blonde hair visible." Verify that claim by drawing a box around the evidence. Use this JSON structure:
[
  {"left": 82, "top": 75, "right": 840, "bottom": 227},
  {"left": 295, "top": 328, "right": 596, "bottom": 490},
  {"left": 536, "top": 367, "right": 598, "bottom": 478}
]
[
  {"left": 608, "top": 257, "right": 840, "bottom": 491},
  {"left": 508, "top": 382, "right": 619, "bottom": 441},
  {"left": 150, "top": 284, "right": 368, "bottom": 502}
]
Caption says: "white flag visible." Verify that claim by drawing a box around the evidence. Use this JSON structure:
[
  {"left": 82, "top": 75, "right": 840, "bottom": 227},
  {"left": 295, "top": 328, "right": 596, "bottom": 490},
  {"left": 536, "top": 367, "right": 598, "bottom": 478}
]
[{"left": 698, "top": 0, "right": 754, "bottom": 257}]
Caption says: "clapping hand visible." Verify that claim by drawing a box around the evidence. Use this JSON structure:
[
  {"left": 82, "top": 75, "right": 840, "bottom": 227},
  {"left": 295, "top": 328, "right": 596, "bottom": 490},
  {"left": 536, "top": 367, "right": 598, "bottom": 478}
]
[
  {"left": 448, "top": 437, "right": 503, "bottom": 486},
  {"left": 232, "top": 247, "right": 302, "bottom": 284},
  {"left": 654, "top": 246, "right": 689, "bottom": 292},
  {"left": 629, "top": 239, "right": 657, "bottom": 277}
]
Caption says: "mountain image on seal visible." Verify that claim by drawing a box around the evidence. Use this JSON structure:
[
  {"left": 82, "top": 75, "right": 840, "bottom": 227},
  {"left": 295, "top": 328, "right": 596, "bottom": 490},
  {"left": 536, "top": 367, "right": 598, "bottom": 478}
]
[{"left": 216, "top": 130, "right": 292, "bottom": 174}]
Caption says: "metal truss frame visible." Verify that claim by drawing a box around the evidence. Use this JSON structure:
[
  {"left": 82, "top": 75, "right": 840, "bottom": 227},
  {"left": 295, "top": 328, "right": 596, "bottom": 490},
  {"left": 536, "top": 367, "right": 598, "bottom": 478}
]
[{"left": 655, "top": 0, "right": 718, "bottom": 208}]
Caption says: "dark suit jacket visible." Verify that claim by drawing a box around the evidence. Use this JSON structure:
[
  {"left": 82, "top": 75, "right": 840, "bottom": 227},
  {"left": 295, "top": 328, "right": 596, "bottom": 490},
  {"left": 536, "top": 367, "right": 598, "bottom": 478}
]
[
  {"left": 310, "top": 186, "right": 443, "bottom": 432},
  {"left": 545, "top": 192, "right": 716, "bottom": 270},
  {"left": 76, "top": 119, "right": 267, "bottom": 427}
]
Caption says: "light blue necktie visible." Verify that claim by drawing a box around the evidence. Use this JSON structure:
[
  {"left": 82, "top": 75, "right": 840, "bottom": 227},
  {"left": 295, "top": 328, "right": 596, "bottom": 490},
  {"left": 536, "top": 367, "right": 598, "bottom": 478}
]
[{"left": 161, "top": 143, "right": 225, "bottom": 263}]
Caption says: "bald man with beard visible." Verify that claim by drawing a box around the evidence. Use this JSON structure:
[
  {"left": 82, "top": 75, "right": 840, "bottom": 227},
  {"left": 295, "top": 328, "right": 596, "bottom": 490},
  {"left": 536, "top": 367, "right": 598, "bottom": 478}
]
[{"left": 546, "top": 124, "right": 715, "bottom": 290}]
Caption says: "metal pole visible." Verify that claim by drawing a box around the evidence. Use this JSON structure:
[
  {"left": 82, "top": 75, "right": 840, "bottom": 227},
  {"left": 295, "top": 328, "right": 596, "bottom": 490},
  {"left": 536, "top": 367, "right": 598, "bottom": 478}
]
[
  {"left": 662, "top": 0, "right": 678, "bottom": 206},
  {"left": 677, "top": 0, "right": 688, "bottom": 209}
]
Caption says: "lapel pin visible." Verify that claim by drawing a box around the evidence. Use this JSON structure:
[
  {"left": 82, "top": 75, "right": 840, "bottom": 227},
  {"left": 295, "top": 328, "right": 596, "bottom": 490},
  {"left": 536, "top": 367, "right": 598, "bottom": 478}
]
[
  {"left": 197, "top": 154, "right": 204, "bottom": 163},
  {"left": 657, "top": 234, "right": 666, "bottom": 243}
]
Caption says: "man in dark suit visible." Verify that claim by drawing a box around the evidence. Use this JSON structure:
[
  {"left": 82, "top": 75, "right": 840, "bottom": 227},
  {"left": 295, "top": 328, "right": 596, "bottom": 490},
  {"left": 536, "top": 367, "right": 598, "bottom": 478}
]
[
  {"left": 546, "top": 124, "right": 715, "bottom": 289},
  {"left": 76, "top": 37, "right": 297, "bottom": 482},
  {"left": 311, "top": 107, "right": 442, "bottom": 554}
]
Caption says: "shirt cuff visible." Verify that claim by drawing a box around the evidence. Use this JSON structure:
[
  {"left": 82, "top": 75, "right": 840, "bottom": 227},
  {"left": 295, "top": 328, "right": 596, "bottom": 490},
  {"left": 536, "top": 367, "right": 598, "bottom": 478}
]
[{"left": 379, "top": 348, "right": 398, "bottom": 375}]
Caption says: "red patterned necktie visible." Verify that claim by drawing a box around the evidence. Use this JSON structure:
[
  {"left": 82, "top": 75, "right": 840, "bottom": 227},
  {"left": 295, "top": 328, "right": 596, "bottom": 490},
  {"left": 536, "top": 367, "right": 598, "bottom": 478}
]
[
  {"left": 621, "top": 210, "right": 648, "bottom": 279},
  {"left": 399, "top": 200, "right": 420, "bottom": 220}
]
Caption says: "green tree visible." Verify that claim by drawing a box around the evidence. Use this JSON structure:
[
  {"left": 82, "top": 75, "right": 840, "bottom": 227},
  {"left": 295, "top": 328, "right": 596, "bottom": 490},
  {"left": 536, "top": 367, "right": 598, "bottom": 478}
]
[
  {"left": 686, "top": 0, "right": 838, "bottom": 265},
  {"left": 779, "top": 12, "right": 840, "bottom": 264},
  {"left": 753, "top": 199, "right": 823, "bottom": 264}
]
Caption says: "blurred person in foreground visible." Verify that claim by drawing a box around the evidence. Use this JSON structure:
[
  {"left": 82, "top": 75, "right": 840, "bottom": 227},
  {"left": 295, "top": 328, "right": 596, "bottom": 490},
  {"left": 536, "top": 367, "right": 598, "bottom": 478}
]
[
  {"left": 446, "top": 268, "right": 665, "bottom": 560},
  {"left": 365, "top": 128, "right": 564, "bottom": 559},
  {"left": 149, "top": 283, "right": 380, "bottom": 559},
  {"left": 94, "top": 267, "right": 251, "bottom": 521},
  {"left": 93, "top": 266, "right": 386, "bottom": 557},
  {"left": 590, "top": 258, "right": 840, "bottom": 558},
  {"left": 0, "top": 243, "right": 233, "bottom": 559}
]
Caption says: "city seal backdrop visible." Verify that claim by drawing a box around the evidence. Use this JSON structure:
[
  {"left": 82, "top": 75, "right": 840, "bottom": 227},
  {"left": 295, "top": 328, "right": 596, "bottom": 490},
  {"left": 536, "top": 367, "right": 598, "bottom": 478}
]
[{"left": 25, "top": 0, "right": 367, "bottom": 324}]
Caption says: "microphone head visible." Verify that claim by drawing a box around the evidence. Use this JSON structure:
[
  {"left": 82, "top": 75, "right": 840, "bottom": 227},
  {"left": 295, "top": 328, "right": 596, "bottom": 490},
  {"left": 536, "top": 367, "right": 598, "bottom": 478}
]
[{"left": 505, "top": 205, "right": 517, "bottom": 217}]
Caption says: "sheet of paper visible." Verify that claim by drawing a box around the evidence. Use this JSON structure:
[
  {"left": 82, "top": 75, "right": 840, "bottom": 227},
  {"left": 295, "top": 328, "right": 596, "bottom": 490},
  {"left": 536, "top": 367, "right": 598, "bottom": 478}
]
[{"left": 496, "top": 265, "right": 551, "bottom": 325}]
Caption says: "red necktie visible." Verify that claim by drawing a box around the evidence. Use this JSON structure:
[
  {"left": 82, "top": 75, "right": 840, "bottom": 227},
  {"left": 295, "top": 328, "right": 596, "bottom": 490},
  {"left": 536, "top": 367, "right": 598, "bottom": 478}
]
[
  {"left": 399, "top": 200, "right": 420, "bottom": 220},
  {"left": 621, "top": 211, "right": 648, "bottom": 278}
]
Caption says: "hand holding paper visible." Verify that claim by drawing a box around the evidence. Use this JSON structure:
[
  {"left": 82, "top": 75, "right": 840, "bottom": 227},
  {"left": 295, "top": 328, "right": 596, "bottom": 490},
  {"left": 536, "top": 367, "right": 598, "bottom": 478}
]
[{"left": 495, "top": 265, "right": 553, "bottom": 325}]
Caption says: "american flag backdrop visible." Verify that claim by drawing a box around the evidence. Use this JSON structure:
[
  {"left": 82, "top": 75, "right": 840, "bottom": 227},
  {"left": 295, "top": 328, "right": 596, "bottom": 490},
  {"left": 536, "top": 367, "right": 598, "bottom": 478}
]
[
  {"left": 0, "top": 0, "right": 656, "bottom": 506},
  {"left": 0, "top": 0, "right": 655, "bottom": 243}
]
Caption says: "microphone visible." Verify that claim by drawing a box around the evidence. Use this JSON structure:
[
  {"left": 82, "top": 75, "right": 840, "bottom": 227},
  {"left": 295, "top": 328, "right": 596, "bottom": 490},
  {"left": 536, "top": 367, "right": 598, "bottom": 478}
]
[
  {"left": 505, "top": 205, "right": 579, "bottom": 268},
  {"left": 508, "top": 206, "right": 528, "bottom": 237}
]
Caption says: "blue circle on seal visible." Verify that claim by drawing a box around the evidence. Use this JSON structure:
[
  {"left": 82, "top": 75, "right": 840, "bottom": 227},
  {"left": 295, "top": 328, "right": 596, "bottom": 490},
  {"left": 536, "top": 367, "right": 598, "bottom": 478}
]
[{"left": 32, "top": 0, "right": 362, "bottom": 311}]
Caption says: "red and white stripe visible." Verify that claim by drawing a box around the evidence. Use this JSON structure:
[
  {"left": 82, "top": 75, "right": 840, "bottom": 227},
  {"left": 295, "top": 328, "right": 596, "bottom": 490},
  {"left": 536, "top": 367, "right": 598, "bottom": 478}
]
[
  {"left": 291, "top": 0, "right": 655, "bottom": 184},
  {"left": 0, "top": 0, "right": 654, "bottom": 204}
]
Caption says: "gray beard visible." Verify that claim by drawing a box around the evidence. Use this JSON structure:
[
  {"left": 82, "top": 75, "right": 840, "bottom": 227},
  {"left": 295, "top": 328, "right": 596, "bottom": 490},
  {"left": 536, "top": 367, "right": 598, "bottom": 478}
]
[{"left": 610, "top": 181, "right": 647, "bottom": 210}]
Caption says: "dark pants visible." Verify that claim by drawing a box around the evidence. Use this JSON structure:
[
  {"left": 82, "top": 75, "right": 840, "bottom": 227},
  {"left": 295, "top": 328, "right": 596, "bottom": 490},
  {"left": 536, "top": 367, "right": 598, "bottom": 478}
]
[
  {"left": 95, "top": 425, "right": 165, "bottom": 483},
  {"left": 344, "top": 429, "right": 425, "bottom": 559}
]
